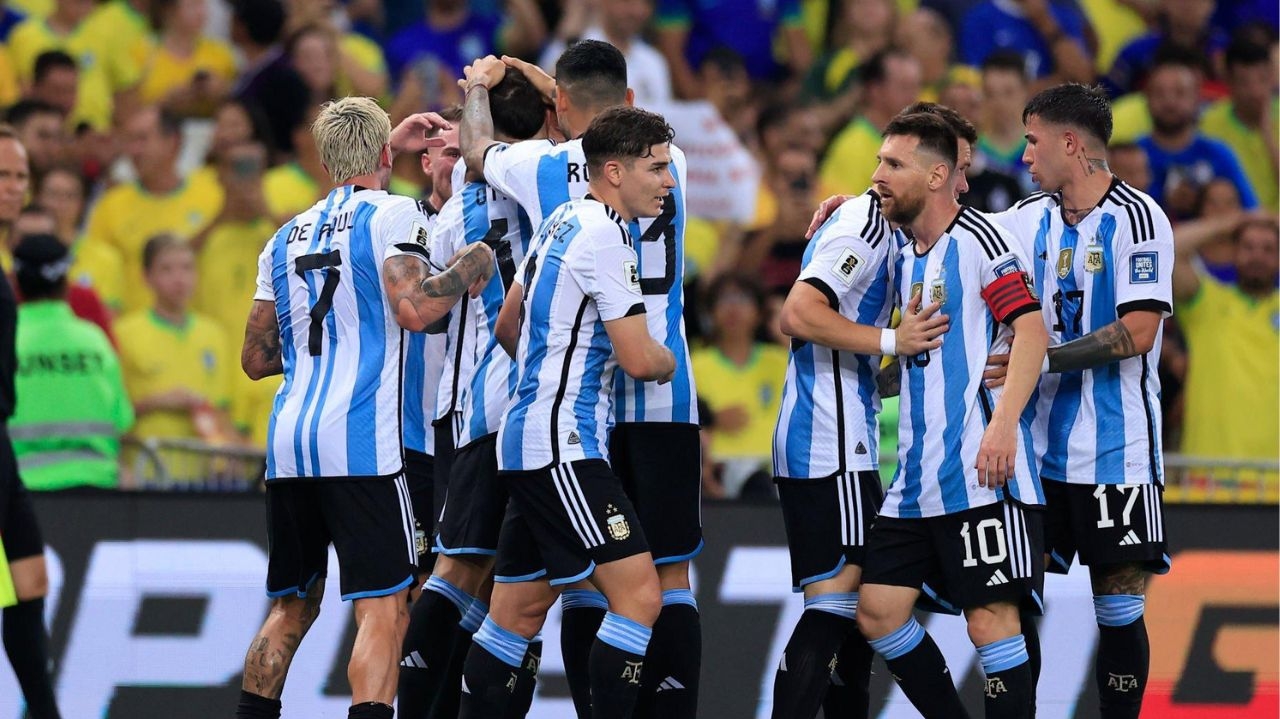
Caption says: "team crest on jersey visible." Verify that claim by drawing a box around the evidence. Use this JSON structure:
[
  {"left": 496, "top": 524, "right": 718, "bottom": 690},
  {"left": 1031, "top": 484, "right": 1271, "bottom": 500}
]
[
  {"left": 605, "top": 504, "right": 631, "bottom": 541},
  {"left": 831, "top": 249, "right": 864, "bottom": 287},
  {"left": 623, "top": 260, "right": 640, "bottom": 292},
  {"left": 1084, "top": 244, "right": 1104, "bottom": 273},
  {"left": 1056, "top": 248, "right": 1074, "bottom": 279},
  {"left": 929, "top": 279, "right": 946, "bottom": 305},
  {"left": 411, "top": 221, "right": 429, "bottom": 247}
]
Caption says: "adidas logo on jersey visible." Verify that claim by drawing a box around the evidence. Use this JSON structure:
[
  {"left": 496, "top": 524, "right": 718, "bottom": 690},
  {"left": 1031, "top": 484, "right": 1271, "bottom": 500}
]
[
  {"left": 986, "top": 569, "right": 1010, "bottom": 587},
  {"left": 1118, "top": 530, "right": 1142, "bottom": 546},
  {"left": 656, "top": 677, "right": 686, "bottom": 692},
  {"left": 567, "top": 431, "right": 582, "bottom": 445},
  {"left": 400, "top": 651, "right": 427, "bottom": 669},
  {"left": 855, "top": 442, "right": 868, "bottom": 455}
]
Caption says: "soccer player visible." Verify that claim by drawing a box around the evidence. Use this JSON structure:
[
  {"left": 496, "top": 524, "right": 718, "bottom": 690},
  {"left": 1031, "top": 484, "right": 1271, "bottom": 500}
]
[
  {"left": 988, "top": 83, "right": 1174, "bottom": 719},
  {"left": 769, "top": 188, "right": 949, "bottom": 718},
  {"left": 235, "top": 97, "right": 495, "bottom": 719},
  {"left": 0, "top": 125, "right": 63, "bottom": 719},
  {"left": 402, "top": 106, "right": 463, "bottom": 593},
  {"left": 855, "top": 112, "right": 1048, "bottom": 719},
  {"left": 398, "top": 72, "right": 551, "bottom": 718},
  {"left": 461, "top": 41, "right": 703, "bottom": 719},
  {"left": 458, "top": 105, "right": 677, "bottom": 719}
]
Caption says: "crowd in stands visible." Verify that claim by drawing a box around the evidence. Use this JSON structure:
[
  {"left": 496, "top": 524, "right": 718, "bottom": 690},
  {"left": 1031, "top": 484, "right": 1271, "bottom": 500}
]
[{"left": 0, "top": 0, "right": 1274, "bottom": 495}]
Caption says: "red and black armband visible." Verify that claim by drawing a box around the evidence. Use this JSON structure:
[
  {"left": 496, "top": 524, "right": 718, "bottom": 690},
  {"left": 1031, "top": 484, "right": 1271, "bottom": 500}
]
[{"left": 981, "top": 271, "right": 1040, "bottom": 325}]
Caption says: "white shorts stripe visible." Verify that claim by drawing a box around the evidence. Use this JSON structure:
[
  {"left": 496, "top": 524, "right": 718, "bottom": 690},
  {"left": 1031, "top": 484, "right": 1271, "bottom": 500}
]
[
  {"left": 394, "top": 474, "right": 417, "bottom": 564},
  {"left": 551, "top": 466, "right": 597, "bottom": 548},
  {"left": 554, "top": 464, "right": 605, "bottom": 548},
  {"left": 851, "top": 474, "right": 864, "bottom": 546},
  {"left": 836, "top": 474, "right": 851, "bottom": 546},
  {"left": 564, "top": 464, "right": 606, "bottom": 546}
]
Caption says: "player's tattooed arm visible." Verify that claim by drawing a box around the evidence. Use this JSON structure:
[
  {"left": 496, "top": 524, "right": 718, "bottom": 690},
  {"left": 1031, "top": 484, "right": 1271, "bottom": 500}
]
[
  {"left": 383, "top": 244, "right": 496, "bottom": 332},
  {"left": 877, "top": 361, "right": 901, "bottom": 398},
  {"left": 242, "top": 300, "right": 283, "bottom": 380},
  {"left": 459, "top": 55, "right": 507, "bottom": 180},
  {"left": 1047, "top": 310, "right": 1162, "bottom": 372}
]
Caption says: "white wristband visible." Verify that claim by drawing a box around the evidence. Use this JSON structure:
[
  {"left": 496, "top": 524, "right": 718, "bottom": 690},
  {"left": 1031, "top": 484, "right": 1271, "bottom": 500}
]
[
  {"left": 1041, "top": 355, "right": 1050, "bottom": 374},
  {"left": 880, "top": 328, "right": 897, "bottom": 357}
]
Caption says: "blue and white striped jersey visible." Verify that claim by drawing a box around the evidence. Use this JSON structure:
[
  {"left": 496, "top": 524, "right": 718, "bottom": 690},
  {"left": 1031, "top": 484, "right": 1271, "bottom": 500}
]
[
  {"left": 497, "top": 197, "right": 647, "bottom": 471},
  {"left": 402, "top": 201, "right": 444, "bottom": 456},
  {"left": 253, "top": 186, "right": 423, "bottom": 480},
  {"left": 427, "top": 180, "right": 533, "bottom": 449},
  {"left": 483, "top": 138, "right": 698, "bottom": 425},
  {"left": 991, "top": 179, "right": 1173, "bottom": 486},
  {"left": 883, "top": 206, "right": 1044, "bottom": 518},
  {"left": 773, "top": 190, "right": 894, "bottom": 479}
]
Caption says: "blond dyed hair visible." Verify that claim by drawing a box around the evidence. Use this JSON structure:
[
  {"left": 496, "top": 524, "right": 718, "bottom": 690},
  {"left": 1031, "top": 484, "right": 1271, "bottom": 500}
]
[{"left": 312, "top": 97, "right": 392, "bottom": 184}]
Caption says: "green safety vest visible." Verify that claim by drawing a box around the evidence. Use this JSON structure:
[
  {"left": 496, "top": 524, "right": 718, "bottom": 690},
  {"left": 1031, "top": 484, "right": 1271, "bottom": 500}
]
[{"left": 9, "top": 301, "right": 134, "bottom": 490}]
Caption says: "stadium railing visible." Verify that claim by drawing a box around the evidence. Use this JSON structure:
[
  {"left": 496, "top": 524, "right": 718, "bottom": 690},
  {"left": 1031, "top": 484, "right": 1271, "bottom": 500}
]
[
  {"left": 122, "top": 437, "right": 265, "bottom": 492},
  {"left": 1163, "top": 453, "right": 1279, "bottom": 504}
]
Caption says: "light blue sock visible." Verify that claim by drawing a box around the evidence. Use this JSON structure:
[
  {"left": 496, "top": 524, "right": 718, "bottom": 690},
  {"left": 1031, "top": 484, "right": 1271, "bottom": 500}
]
[
  {"left": 803, "top": 591, "right": 858, "bottom": 620},
  {"left": 460, "top": 599, "right": 489, "bottom": 634},
  {"left": 423, "top": 575, "right": 471, "bottom": 615},
  {"left": 561, "top": 589, "right": 609, "bottom": 611},
  {"left": 1094, "top": 594, "right": 1144, "bottom": 627},
  {"left": 596, "top": 612, "right": 652, "bottom": 655},
  {"left": 977, "top": 634, "right": 1028, "bottom": 674},
  {"left": 662, "top": 588, "right": 697, "bottom": 609},
  {"left": 867, "top": 617, "right": 926, "bottom": 660},
  {"left": 472, "top": 616, "right": 530, "bottom": 668}
]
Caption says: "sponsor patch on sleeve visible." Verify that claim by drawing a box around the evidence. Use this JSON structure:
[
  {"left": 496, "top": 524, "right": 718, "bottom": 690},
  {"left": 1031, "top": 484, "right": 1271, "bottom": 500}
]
[
  {"left": 623, "top": 259, "right": 640, "bottom": 291},
  {"left": 1129, "top": 252, "right": 1158, "bottom": 284},
  {"left": 994, "top": 256, "right": 1024, "bottom": 277},
  {"left": 830, "top": 248, "right": 864, "bottom": 287},
  {"left": 411, "top": 221, "right": 429, "bottom": 248}
]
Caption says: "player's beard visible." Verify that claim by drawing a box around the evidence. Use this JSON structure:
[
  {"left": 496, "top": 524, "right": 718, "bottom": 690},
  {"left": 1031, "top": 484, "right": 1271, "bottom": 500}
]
[{"left": 882, "top": 188, "right": 925, "bottom": 226}]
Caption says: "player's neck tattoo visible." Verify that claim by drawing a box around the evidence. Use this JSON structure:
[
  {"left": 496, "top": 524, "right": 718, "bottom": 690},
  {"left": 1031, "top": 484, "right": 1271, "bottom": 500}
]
[{"left": 1061, "top": 205, "right": 1098, "bottom": 226}]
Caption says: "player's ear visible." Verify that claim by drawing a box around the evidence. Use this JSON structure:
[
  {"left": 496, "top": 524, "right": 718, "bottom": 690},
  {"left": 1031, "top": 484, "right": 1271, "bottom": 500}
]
[
  {"left": 604, "top": 158, "right": 625, "bottom": 187},
  {"left": 928, "top": 161, "right": 949, "bottom": 190},
  {"left": 380, "top": 143, "right": 393, "bottom": 169},
  {"left": 624, "top": 88, "right": 635, "bottom": 107}
]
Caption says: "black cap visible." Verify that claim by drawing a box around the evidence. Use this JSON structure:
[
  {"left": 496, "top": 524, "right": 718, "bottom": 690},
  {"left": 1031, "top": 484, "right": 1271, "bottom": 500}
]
[{"left": 13, "top": 233, "right": 71, "bottom": 295}]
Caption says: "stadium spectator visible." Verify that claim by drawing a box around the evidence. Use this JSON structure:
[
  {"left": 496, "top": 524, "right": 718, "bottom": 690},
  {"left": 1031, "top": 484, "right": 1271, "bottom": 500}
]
[
  {"left": 1199, "top": 36, "right": 1279, "bottom": 213},
  {"left": 937, "top": 80, "right": 1023, "bottom": 213},
  {"left": 9, "top": 232, "right": 131, "bottom": 490},
  {"left": 26, "top": 50, "right": 78, "bottom": 121},
  {"left": 135, "top": 0, "right": 237, "bottom": 117},
  {"left": 819, "top": 49, "right": 922, "bottom": 198},
  {"left": 1077, "top": 0, "right": 1152, "bottom": 76},
  {"left": 228, "top": 0, "right": 309, "bottom": 157},
  {"left": 801, "top": 0, "right": 896, "bottom": 103},
  {"left": 1137, "top": 51, "right": 1259, "bottom": 219},
  {"left": 4, "top": 99, "right": 65, "bottom": 179},
  {"left": 977, "top": 51, "right": 1035, "bottom": 194},
  {"left": 959, "top": 0, "right": 1094, "bottom": 86},
  {"left": 898, "top": 7, "right": 978, "bottom": 105},
  {"left": 741, "top": 145, "right": 820, "bottom": 292},
  {"left": 655, "top": 0, "right": 811, "bottom": 97},
  {"left": 191, "top": 140, "right": 277, "bottom": 449},
  {"left": 262, "top": 105, "right": 326, "bottom": 223},
  {"left": 0, "top": 1, "right": 25, "bottom": 41},
  {"left": 34, "top": 166, "right": 124, "bottom": 314},
  {"left": 10, "top": 205, "right": 113, "bottom": 339},
  {"left": 696, "top": 46, "right": 755, "bottom": 144},
  {"left": 116, "top": 234, "right": 232, "bottom": 448},
  {"left": 82, "top": 106, "right": 221, "bottom": 313},
  {"left": 385, "top": 0, "right": 546, "bottom": 94},
  {"left": 540, "top": 0, "right": 672, "bottom": 107},
  {"left": 288, "top": 22, "right": 341, "bottom": 106},
  {"left": 692, "top": 273, "right": 787, "bottom": 499},
  {"left": 1108, "top": 140, "right": 1152, "bottom": 190},
  {"left": 1103, "top": 0, "right": 1225, "bottom": 98},
  {"left": 283, "top": 0, "right": 389, "bottom": 99},
  {"left": 1172, "top": 217, "right": 1278, "bottom": 463}
]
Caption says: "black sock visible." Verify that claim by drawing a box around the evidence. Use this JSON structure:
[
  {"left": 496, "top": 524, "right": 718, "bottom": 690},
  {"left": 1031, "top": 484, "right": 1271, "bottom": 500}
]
[
  {"left": 397, "top": 577, "right": 469, "bottom": 718},
  {"left": 1096, "top": 619, "right": 1149, "bottom": 719},
  {"left": 869, "top": 618, "right": 969, "bottom": 719},
  {"left": 636, "top": 592, "right": 701, "bottom": 719},
  {"left": 589, "top": 612, "right": 652, "bottom": 719},
  {"left": 3, "top": 598, "right": 61, "bottom": 719},
  {"left": 771, "top": 606, "right": 855, "bottom": 719},
  {"left": 235, "top": 690, "right": 281, "bottom": 719},
  {"left": 559, "top": 592, "right": 607, "bottom": 719},
  {"left": 506, "top": 638, "right": 543, "bottom": 719},
  {"left": 434, "top": 599, "right": 487, "bottom": 719},
  {"left": 822, "top": 627, "right": 875, "bottom": 719},
  {"left": 459, "top": 642, "right": 519, "bottom": 719},
  {"left": 978, "top": 635, "right": 1033, "bottom": 719},
  {"left": 348, "top": 701, "right": 393, "bottom": 719},
  {"left": 1021, "top": 609, "right": 1041, "bottom": 716}
]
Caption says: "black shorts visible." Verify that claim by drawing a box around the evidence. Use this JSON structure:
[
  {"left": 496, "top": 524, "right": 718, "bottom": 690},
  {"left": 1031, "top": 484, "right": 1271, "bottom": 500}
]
[
  {"left": 404, "top": 449, "right": 436, "bottom": 572},
  {"left": 432, "top": 417, "right": 458, "bottom": 527},
  {"left": 493, "top": 460, "right": 650, "bottom": 586},
  {"left": 863, "top": 500, "right": 1045, "bottom": 614},
  {"left": 1043, "top": 480, "right": 1170, "bottom": 575},
  {"left": 0, "top": 430, "right": 42, "bottom": 562},
  {"left": 436, "top": 434, "right": 507, "bottom": 556},
  {"left": 265, "top": 476, "right": 418, "bottom": 601},
  {"left": 609, "top": 422, "right": 703, "bottom": 564},
  {"left": 776, "top": 471, "right": 884, "bottom": 591}
]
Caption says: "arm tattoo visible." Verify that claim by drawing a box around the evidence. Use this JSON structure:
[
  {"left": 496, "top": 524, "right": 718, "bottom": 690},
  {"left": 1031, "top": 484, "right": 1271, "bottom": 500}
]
[
  {"left": 877, "top": 361, "right": 902, "bottom": 398},
  {"left": 242, "top": 302, "right": 283, "bottom": 378},
  {"left": 461, "top": 85, "right": 495, "bottom": 166},
  {"left": 421, "top": 244, "right": 492, "bottom": 298},
  {"left": 1047, "top": 319, "right": 1138, "bottom": 373}
]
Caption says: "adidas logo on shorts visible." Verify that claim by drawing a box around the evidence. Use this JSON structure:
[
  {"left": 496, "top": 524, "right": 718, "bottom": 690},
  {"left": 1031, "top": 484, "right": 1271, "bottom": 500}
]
[
  {"left": 1118, "top": 530, "right": 1142, "bottom": 546},
  {"left": 656, "top": 676, "right": 686, "bottom": 692},
  {"left": 986, "top": 569, "right": 1010, "bottom": 587},
  {"left": 401, "top": 651, "right": 427, "bottom": 669}
]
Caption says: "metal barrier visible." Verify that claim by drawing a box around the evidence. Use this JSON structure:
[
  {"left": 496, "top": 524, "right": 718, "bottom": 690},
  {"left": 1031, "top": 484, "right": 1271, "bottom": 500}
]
[
  {"left": 122, "top": 437, "right": 265, "bottom": 492},
  {"left": 1163, "top": 453, "right": 1279, "bottom": 504}
]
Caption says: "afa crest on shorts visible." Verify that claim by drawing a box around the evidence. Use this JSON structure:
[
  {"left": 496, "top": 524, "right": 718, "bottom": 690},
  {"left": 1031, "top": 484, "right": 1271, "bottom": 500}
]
[{"left": 605, "top": 504, "right": 631, "bottom": 541}]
